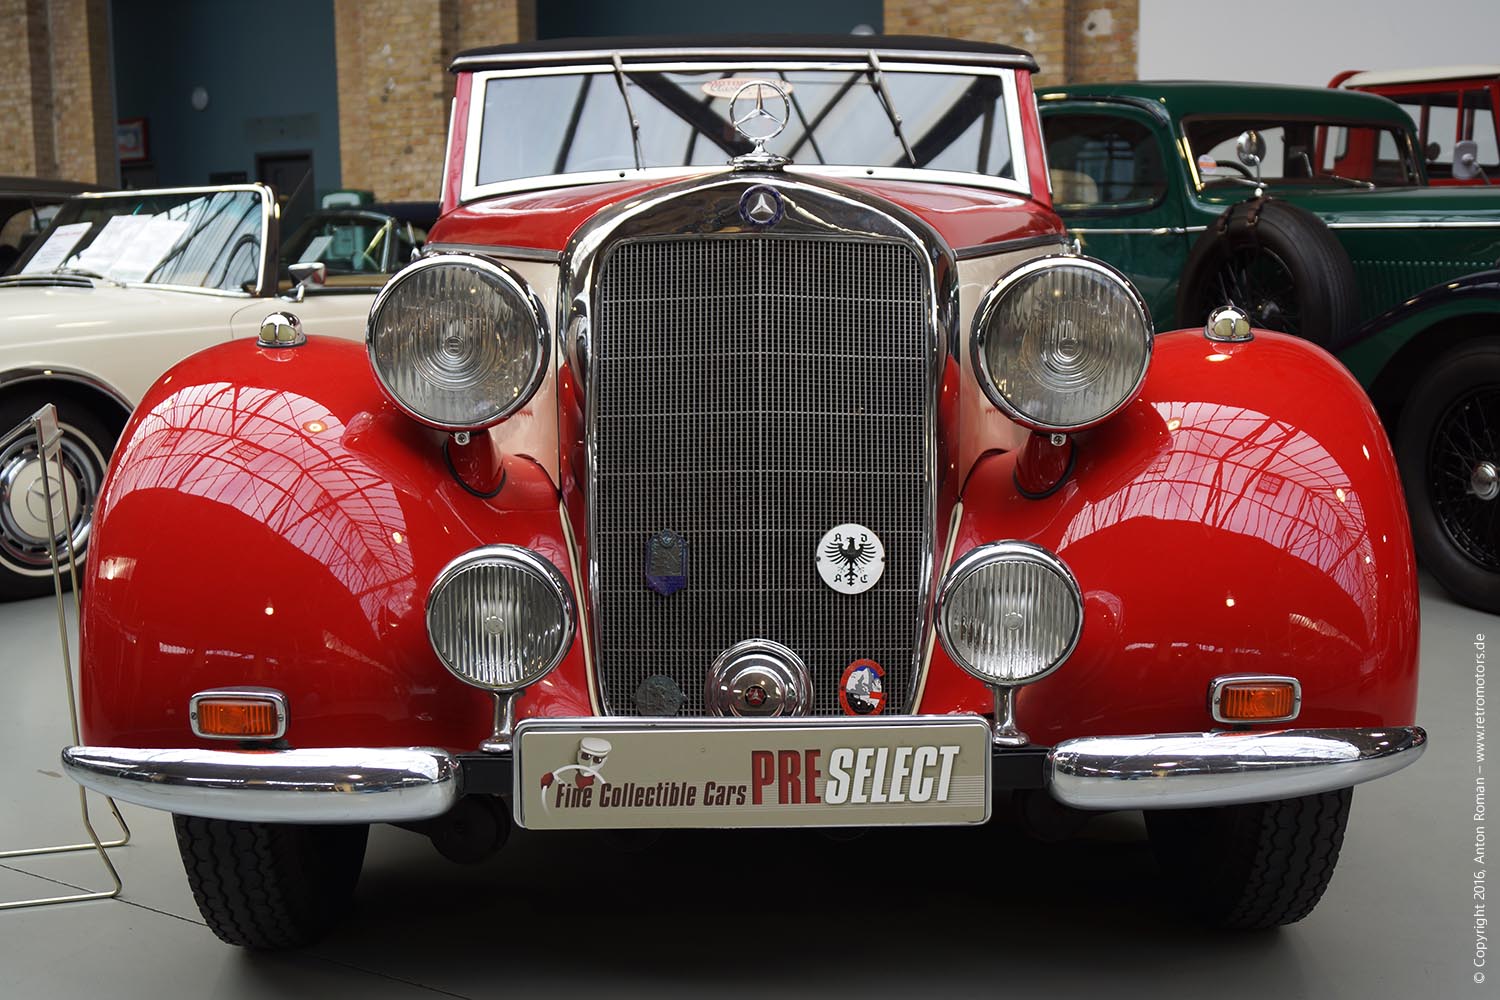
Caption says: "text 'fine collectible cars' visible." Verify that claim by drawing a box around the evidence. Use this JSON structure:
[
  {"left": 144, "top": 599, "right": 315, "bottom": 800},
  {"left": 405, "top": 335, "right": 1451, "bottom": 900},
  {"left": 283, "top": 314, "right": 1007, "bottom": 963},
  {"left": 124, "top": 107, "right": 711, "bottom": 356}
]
[
  {"left": 59, "top": 37, "right": 1426, "bottom": 948},
  {"left": 1039, "top": 82, "right": 1500, "bottom": 613}
]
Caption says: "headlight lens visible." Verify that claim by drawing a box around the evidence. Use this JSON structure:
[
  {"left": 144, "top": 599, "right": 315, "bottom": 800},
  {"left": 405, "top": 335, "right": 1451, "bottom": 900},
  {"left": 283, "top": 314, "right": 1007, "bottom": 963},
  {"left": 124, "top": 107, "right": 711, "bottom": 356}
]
[
  {"left": 972, "top": 256, "right": 1152, "bottom": 432},
  {"left": 426, "top": 546, "right": 575, "bottom": 691},
  {"left": 368, "top": 255, "right": 546, "bottom": 430},
  {"left": 937, "top": 541, "right": 1082, "bottom": 686}
]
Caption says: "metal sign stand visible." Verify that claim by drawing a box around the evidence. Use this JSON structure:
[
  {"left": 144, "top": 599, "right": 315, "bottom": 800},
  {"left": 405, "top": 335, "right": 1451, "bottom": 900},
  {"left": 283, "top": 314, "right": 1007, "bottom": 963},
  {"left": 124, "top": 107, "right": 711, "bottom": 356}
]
[{"left": 0, "top": 404, "right": 128, "bottom": 910}]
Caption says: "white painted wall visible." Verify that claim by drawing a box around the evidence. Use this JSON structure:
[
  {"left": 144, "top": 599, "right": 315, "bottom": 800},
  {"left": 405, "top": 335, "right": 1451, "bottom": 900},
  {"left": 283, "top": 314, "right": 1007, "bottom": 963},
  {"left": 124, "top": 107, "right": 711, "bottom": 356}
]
[{"left": 1140, "top": 0, "right": 1500, "bottom": 86}]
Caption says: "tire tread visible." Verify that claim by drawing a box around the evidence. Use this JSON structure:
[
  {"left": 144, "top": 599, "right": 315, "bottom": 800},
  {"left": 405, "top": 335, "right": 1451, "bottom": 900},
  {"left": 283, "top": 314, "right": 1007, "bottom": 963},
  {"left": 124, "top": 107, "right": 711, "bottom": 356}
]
[{"left": 173, "top": 815, "right": 367, "bottom": 949}]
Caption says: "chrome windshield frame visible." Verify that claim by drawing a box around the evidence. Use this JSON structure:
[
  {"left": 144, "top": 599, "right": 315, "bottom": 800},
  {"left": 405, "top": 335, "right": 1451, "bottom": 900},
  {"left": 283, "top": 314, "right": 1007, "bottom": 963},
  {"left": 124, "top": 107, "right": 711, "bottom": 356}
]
[
  {"left": 459, "top": 62, "right": 1032, "bottom": 205},
  {"left": 69, "top": 183, "right": 278, "bottom": 296}
]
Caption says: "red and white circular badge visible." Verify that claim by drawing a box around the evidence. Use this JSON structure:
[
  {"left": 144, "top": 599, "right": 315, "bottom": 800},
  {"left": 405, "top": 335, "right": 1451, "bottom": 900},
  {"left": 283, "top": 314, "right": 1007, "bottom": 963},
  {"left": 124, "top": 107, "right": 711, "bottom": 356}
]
[{"left": 839, "top": 659, "right": 885, "bottom": 716}]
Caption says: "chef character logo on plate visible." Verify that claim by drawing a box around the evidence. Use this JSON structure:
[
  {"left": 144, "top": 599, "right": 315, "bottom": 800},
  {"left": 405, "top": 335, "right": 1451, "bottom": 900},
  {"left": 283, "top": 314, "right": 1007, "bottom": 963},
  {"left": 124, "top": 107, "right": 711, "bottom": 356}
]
[
  {"left": 816, "top": 523, "right": 885, "bottom": 594},
  {"left": 839, "top": 659, "right": 885, "bottom": 716},
  {"left": 540, "top": 737, "right": 612, "bottom": 807}
]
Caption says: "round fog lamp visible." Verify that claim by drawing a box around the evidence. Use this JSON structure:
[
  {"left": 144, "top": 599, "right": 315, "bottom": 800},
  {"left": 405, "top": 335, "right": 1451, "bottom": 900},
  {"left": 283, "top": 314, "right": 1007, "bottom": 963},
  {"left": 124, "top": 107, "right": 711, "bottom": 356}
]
[
  {"left": 426, "top": 545, "right": 575, "bottom": 691},
  {"left": 937, "top": 541, "right": 1082, "bottom": 685}
]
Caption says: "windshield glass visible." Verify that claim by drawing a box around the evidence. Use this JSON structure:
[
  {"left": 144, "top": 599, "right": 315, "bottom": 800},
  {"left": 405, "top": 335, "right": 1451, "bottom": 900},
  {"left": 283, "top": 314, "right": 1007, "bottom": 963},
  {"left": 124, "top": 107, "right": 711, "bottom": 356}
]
[
  {"left": 14, "top": 189, "right": 265, "bottom": 291},
  {"left": 474, "top": 66, "right": 1018, "bottom": 186},
  {"left": 1184, "top": 117, "right": 1420, "bottom": 188},
  {"left": 280, "top": 210, "right": 427, "bottom": 277}
]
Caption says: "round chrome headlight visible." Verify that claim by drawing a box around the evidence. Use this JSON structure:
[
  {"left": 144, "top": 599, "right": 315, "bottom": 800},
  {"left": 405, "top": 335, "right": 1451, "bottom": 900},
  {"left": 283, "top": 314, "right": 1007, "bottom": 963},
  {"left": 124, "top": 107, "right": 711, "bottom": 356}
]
[
  {"left": 937, "top": 541, "right": 1083, "bottom": 686},
  {"left": 426, "top": 546, "right": 575, "bottom": 691},
  {"left": 972, "top": 256, "right": 1152, "bottom": 432},
  {"left": 368, "top": 254, "right": 547, "bottom": 431}
]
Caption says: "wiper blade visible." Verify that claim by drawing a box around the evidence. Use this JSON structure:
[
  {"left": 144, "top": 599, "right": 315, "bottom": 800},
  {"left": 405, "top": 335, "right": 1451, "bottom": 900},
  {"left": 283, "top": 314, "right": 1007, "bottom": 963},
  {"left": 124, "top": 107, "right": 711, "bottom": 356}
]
[
  {"left": 867, "top": 50, "right": 916, "bottom": 168},
  {"left": 611, "top": 52, "right": 645, "bottom": 171},
  {"left": 53, "top": 266, "right": 126, "bottom": 286}
]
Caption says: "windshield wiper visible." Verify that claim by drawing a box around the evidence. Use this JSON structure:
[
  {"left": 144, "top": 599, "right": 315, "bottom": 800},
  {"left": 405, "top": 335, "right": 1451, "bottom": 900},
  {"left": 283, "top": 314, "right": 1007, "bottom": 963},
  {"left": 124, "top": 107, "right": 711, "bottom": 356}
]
[
  {"left": 1319, "top": 173, "right": 1377, "bottom": 189},
  {"left": 867, "top": 50, "right": 916, "bottom": 168},
  {"left": 53, "top": 267, "right": 125, "bottom": 286},
  {"left": 611, "top": 53, "right": 645, "bottom": 171}
]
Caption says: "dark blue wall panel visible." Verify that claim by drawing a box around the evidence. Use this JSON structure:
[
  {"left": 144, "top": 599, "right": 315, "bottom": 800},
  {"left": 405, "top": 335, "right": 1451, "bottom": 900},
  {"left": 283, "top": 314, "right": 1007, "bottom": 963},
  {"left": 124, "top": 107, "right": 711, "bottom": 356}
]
[
  {"left": 112, "top": 0, "right": 341, "bottom": 194},
  {"left": 537, "top": 0, "right": 882, "bottom": 38}
]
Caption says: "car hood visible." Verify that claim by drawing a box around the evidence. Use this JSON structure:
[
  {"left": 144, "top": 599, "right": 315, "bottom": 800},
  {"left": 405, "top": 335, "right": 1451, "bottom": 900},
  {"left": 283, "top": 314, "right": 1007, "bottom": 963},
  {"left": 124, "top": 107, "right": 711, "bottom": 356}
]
[
  {"left": 1198, "top": 184, "right": 1500, "bottom": 224},
  {"left": 0, "top": 281, "right": 244, "bottom": 349},
  {"left": 428, "top": 172, "right": 1063, "bottom": 256}
]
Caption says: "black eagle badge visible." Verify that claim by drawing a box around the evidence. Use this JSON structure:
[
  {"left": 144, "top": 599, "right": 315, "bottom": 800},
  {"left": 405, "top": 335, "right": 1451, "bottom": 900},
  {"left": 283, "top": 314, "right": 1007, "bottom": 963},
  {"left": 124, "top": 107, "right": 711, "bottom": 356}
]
[{"left": 816, "top": 523, "right": 886, "bottom": 595}]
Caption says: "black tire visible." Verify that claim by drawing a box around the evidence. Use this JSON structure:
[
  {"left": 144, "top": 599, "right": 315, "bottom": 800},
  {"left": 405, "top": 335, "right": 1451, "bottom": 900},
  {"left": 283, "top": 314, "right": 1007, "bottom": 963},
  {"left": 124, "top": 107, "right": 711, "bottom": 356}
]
[
  {"left": 1176, "top": 199, "right": 1361, "bottom": 352},
  {"left": 1146, "top": 788, "right": 1352, "bottom": 929},
  {"left": 0, "top": 390, "right": 116, "bottom": 601},
  {"left": 1395, "top": 339, "right": 1500, "bottom": 614},
  {"left": 173, "top": 815, "right": 369, "bottom": 949}
]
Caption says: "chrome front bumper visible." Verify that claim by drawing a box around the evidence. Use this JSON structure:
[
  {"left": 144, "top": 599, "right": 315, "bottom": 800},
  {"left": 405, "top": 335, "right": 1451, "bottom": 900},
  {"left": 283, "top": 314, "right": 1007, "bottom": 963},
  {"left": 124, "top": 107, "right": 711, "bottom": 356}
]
[
  {"left": 61, "top": 746, "right": 460, "bottom": 824},
  {"left": 1048, "top": 727, "right": 1427, "bottom": 810},
  {"left": 62, "top": 725, "right": 1425, "bottom": 824}
]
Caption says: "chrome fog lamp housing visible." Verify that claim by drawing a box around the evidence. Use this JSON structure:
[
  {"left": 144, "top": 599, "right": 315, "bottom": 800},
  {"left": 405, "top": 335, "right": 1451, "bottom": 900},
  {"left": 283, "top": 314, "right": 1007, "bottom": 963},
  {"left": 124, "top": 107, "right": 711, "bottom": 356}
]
[
  {"left": 367, "top": 254, "right": 547, "bottom": 431},
  {"left": 426, "top": 545, "right": 575, "bottom": 692},
  {"left": 937, "top": 541, "right": 1083, "bottom": 687},
  {"left": 972, "top": 256, "right": 1152, "bottom": 433}
]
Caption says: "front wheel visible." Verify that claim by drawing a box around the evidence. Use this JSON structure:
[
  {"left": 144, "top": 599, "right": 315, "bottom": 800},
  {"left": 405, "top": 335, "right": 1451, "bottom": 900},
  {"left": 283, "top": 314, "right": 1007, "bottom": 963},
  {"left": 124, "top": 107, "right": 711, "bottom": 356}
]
[
  {"left": 1395, "top": 340, "right": 1500, "bottom": 614},
  {"left": 1146, "top": 788, "right": 1352, "bottom": 929},
  {"left": 0, "top": 393, "right": 115, "bottom": 600},
  {"left": 173, "top": 815, "right": 369, "bottom": 949}
]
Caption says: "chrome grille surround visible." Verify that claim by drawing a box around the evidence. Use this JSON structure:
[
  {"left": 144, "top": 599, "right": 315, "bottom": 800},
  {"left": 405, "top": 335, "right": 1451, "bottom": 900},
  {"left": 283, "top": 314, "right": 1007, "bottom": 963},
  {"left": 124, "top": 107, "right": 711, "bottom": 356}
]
[{"left": 562, "top": 173, "right": 958, "bottom": 716}]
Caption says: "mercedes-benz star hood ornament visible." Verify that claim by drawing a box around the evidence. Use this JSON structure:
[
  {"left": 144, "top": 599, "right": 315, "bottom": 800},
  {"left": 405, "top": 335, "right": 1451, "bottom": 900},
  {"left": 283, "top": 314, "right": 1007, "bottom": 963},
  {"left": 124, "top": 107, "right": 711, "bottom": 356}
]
[{"left": 729, "top": 79, "right": 791, "bottom": 170}]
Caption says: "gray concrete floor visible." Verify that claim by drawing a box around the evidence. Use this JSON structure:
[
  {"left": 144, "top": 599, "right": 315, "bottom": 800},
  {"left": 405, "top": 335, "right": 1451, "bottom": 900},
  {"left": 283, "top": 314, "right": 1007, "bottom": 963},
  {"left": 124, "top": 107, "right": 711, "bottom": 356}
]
[{"left": 0, "top": 578, "right": 1492, "bottom": 999}]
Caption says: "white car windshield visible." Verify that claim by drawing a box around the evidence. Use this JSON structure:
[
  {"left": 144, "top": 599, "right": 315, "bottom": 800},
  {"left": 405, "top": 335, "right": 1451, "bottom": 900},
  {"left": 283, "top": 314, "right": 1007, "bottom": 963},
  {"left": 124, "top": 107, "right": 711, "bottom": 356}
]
[
  {"left": 14, "top": 188, "right": 265, "bottom": 291},
  {"left": 473, "top": 66, "right": 1019, "bottom": 187}
]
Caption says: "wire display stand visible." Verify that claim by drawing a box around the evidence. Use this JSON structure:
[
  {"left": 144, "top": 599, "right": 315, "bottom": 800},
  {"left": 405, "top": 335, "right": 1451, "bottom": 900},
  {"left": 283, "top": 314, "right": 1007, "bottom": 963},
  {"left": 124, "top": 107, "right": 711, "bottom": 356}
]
[{"left": 0, "top": 404, "right": 129, "bottom": 910}]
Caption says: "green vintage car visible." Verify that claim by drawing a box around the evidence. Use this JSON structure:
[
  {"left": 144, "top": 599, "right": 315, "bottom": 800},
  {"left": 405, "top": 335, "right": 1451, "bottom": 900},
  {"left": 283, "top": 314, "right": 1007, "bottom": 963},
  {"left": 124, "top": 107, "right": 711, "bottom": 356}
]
[{"left": 1039, "top": 81, "right": 1500, "bottom": 614}]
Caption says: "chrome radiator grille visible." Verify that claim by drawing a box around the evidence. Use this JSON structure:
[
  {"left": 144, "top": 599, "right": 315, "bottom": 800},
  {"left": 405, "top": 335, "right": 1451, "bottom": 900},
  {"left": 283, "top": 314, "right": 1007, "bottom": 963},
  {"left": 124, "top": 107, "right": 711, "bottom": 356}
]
[{"left": 593, "top": 235, "right": 929, "bottom": 716}]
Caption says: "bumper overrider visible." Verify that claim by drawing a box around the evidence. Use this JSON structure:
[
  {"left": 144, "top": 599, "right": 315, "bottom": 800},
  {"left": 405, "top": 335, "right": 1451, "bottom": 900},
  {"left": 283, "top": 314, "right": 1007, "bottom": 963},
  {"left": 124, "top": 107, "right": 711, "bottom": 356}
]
[{"left": 60, "top": 724, "right": 1426, "bottom": 825}]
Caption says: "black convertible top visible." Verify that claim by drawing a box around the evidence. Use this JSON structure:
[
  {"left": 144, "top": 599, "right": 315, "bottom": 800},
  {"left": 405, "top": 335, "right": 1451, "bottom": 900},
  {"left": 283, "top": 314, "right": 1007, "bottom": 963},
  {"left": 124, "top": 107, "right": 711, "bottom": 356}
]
[{"left": 451, "top": 34, "right": 1037, "bottom": 73}]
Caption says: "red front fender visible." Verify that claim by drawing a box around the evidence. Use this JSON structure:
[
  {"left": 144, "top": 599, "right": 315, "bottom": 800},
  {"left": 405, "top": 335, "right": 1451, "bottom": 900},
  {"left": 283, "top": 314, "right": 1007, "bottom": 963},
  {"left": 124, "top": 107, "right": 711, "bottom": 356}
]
[
  {"left": 919, "top": 328, "right": 1419, "bottom": 741},
  {"left": 80, "top": 336, "right": 590, "bottom": 751}
]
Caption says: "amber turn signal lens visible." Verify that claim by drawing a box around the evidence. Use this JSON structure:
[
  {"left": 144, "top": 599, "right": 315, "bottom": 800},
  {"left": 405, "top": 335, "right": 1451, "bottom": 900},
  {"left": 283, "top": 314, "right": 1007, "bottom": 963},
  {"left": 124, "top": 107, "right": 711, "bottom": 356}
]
[
  {"left": 194, "top": 699, "right": 280, "bottom": 738},
  {"left": 1216, "top": 682, "right": 1297, "bottom": 722}
]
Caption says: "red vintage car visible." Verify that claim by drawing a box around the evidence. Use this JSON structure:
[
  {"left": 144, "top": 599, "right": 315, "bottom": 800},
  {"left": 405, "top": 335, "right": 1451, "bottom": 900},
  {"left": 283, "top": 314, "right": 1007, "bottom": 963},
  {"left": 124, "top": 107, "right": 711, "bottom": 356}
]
[
  {"left": 1332, "top": 65, "right": 1500, "bottom": 183},
  {"left": 62, "top": 36, "right": 1426, "bottom": 949}
]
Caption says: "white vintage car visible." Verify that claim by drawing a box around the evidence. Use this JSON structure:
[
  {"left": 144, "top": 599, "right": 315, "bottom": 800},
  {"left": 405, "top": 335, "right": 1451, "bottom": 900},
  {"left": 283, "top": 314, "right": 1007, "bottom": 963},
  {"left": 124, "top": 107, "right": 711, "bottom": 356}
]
[{"left": 0, "top": 184, "right": 422, "bottom": 598}]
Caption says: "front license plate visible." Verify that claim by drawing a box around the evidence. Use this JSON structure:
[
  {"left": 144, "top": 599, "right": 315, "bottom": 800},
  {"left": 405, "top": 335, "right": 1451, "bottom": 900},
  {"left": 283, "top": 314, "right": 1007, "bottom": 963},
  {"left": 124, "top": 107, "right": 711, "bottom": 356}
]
[{"left": 513, "top": 715, "right": 992, "bottom": 830}]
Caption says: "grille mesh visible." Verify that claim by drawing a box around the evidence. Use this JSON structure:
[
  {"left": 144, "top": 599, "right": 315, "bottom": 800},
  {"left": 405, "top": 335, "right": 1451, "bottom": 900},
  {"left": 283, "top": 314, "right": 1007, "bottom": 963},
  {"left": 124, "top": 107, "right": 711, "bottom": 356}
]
[{"left": 593, "top": 235, "right": 928, "bottom": 716}]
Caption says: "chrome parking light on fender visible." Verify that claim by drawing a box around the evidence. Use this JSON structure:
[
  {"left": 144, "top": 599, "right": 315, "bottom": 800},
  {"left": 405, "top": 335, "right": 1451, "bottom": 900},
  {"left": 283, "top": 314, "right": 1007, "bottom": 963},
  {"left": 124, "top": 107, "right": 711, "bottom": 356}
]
[{"left": 972, "top": 255, "right": 1153, "bottom": 433}]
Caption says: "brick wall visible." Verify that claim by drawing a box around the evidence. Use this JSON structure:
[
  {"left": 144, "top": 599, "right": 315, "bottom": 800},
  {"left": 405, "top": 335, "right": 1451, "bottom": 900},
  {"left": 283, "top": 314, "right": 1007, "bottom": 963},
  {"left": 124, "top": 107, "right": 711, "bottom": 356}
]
[
  {"left": 0, "top": 0, "right": 115, "bottom": 183},
  {"left": 334, "top": 0, "right": 535, "bottom": 201},
  {"left": 1068, "top": 2, "right": 1139, "bottom": 84},
  {"left": 885, "top": 0, "right": 1137, "bottom": 84}
]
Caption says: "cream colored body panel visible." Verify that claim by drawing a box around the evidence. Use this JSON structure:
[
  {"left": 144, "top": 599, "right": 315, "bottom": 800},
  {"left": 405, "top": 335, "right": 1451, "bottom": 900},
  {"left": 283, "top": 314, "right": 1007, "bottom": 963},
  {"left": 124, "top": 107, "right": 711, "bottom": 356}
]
[{"left": 0, "top": 283, "right": 377, "bottom": 411}]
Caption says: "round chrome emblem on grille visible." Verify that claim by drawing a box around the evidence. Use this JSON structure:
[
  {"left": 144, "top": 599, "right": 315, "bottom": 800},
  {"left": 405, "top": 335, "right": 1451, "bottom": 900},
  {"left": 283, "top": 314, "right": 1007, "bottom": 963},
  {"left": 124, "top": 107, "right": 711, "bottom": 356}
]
[
  {"left": 738, "top": 185, "right": 784, "bottom": 227},
  {"left": 816, "top": 523, "right": 886, "bottom": 595},
  {"left": 706, "top": 639, "right": 811, "bottom": 717}
]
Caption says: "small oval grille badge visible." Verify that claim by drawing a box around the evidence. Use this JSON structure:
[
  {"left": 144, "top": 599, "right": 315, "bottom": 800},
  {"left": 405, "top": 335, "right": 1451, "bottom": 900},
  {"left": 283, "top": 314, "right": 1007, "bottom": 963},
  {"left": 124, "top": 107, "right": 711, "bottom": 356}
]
[
  {"left": 816, "top": 523, "right": 885, "bottom": 595},
  {"left": 839, "top": 659, "right": 885, "bottom": 716},
  {"left": 738, "top": 185, "right": 784, "bottom": 227}
]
